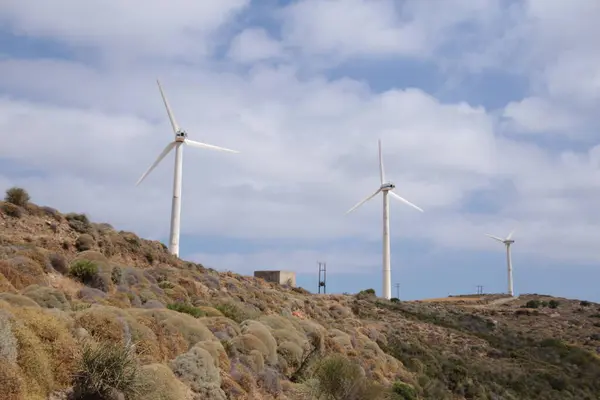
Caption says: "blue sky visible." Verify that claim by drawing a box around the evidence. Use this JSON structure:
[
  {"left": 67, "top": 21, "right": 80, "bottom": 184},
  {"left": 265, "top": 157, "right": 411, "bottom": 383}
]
[{"left": 1, "top": 0, "right": 599, "bottom": 301}]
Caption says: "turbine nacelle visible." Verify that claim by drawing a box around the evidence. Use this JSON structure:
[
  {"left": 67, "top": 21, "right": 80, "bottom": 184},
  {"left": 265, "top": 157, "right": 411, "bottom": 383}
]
[
  {"left": 175, "top": 129, "right": 188, "bottom": 142},
  {"left": 380, "top": 182, "right": 395, "bottom": 191}
]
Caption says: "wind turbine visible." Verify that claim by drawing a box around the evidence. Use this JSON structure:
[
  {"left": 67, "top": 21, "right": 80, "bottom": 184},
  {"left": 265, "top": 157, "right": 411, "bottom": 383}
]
[
  {"left": 346, "top": 139, "right": 424, "bottom": 300},
  {"left": 485, "top": 230, "right": 516, "bottom": 296},
  {"left": 136, "top": 80, "right": 239, "bottom": 257}
]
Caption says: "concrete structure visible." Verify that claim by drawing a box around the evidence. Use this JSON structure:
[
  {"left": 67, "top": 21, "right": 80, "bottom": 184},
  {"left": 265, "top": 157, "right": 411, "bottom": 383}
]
[{"left": 254, "top": 270, "right": 296, "bottom": 287}]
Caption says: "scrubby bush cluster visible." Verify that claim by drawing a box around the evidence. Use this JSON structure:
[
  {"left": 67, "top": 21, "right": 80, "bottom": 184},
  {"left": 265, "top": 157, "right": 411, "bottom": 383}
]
[{"left": 1, "top": 187, "right": 599, "bottom": 400}]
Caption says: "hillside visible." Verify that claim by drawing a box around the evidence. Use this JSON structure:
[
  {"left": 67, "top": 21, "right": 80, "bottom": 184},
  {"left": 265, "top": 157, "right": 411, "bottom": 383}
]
[{"left": 1, "top": 187, "right": 600, "bottom": 400}]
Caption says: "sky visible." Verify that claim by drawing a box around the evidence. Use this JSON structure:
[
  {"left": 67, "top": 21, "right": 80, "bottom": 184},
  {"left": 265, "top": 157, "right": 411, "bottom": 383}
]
[{"left": 0, "top": 0, "right": 599, "bottom": 301}]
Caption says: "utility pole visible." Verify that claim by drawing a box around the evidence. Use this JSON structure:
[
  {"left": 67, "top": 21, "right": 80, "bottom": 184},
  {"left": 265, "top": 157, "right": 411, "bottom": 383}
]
[
  {"left": 394, "top": 283, "right": 400, "bottom": 299},
  {"left": 318, "top": 262, "right": 327, "bottom": 294},
  {"left": 476, "top": 285, "right": 484, "bottom": 295}
]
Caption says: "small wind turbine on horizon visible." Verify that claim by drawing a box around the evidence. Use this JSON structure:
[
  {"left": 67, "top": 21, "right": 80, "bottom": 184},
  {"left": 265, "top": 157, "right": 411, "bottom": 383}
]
[
  {"left": 485, "top": 229, "right": 516, "bottom": 296},
  {"left": 346, "top": 139, "right": 424, "bottom": 300},
  {"left": 136, "top": 80, "right": 240, "bottom": 257}
]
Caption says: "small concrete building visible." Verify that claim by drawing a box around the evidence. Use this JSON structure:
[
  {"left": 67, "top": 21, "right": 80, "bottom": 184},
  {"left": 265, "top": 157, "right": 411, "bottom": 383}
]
[{"left": 254, "top": 270, "right": 296, "bottom": 287}]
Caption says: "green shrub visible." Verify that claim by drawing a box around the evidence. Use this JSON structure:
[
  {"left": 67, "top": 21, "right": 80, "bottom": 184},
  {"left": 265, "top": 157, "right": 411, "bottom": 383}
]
[
  {"left": 215, "top": 302, "right": 257, "bottom": 323},
  {"left": 66, "top": 213, "right": 92, "bottom": 234},
  {"left": 73, "top": 340, "right": 141, "bottom": 399},
  {"left": 4, "top": 187, "right": 30, "bottom": 207},
  {"left": 75, "top": 234, "right": 95, "bottom": 252},
  {"left": 167, "top": 302, "right": 206, "bottom": 318},
  {"left": 69, "top": 260, "right": 99, "bottom": 285},
  {"left": 312, "top": 354, "right": 364, "bottom": 399},
  {"left": 548, "top": 300, "right": 560, "bottom": 309},
  {"left": 580, "top": 300, "right": 591, "bottom": 307},
  {"left": 390, "top": 297, "right": 400, "bottom": 303},
  {"left": 111, "top": 266, "right": 122, "bottom": 284},
  {"left": 392, "top": 381, "right": 418, "bottom": 400},
  {"left": 523, "top": 300, "right": 541, "bottom": 309}
]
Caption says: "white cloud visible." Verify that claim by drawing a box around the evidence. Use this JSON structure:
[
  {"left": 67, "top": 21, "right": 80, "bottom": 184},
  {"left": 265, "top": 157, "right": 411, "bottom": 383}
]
[
  {"left": 0, "top": 0, "right": 250, "bottom": 60},
  {"left": 279, "top": 0, "right": 504, "bottom": 61},
  {"left": 0, "top": 0, "right": 599, "bottom": 276},
  {"left": 502, "top": 97, "right": 581, "bottom": 135},
  {"left": 227, "top": 28, "right": 284, "bottom": 63}
]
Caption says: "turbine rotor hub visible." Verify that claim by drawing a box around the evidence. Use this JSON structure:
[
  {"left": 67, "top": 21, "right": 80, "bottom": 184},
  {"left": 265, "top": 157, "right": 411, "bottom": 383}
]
[
  {"left": 380, "top": 182, "right": 395, "bottom": 191},
  {"left": 175, "top": 129, "right": 187, "bottom": 142}
]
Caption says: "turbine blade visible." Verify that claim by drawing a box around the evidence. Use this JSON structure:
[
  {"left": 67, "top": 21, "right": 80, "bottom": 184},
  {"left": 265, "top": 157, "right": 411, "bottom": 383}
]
[
  {"left": 136, "top": 141, "right": 176, "bottom": 186},
  {"left": 389, "top": 191, "right": 424, "bottom": 212},
  {"left": 378, "top": 139, "right": 385, "bottom": 184},
  {"left": 346, "top": 189, "right": 381, "bottom": 214},
  {"left": 506, "top": 229, "right": 516, "bottom": 240},
  {"left": 157, "top": 80, "right": 180, "bottom": 134},
  {"left": 485, "top": 234, "right": 504, "bottom": 242},
  {"left": 184, "top": 139, "right": 240, "bottom": 154}
]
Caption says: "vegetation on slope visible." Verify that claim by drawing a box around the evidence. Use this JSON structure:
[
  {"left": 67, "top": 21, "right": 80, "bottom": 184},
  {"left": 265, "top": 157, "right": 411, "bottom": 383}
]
[{"left": 0, "top": 187, "right": 599, "bottom": 400}]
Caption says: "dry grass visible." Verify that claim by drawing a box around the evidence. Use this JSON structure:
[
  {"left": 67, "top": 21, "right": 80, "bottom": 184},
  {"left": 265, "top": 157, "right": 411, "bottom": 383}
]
[{"left": 0, "top": 196, "right": 599, "bottom": 399}]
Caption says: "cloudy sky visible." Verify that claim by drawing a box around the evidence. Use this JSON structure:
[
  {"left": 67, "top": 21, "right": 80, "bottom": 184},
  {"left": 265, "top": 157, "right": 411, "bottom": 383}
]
[{"left": 1, "top": 0, "right": 599, "bottom": 301}]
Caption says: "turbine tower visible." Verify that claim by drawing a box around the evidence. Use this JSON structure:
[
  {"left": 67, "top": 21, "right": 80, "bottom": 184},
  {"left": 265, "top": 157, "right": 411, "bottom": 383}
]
[
  {"left": 136, "top": 80, "right": 239, "bottom": 257},
  {"left": 485, "top": 230, "right": 516, "bottom": 296},
  {"left": 346, "top": 139, "right": 424, "bottom": 300}
]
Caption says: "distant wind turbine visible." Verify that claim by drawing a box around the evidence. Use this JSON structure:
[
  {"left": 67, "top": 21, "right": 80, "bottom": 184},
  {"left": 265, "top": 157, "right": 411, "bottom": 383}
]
[
  {"left": 136, "top": 80, "right": 240, "bottom": 257},
  {"left": 486, "top": 230, "right": 516, "bottom": 296},
  {"left": 346, "top": 139, "right": 424, "bottom": 300}
]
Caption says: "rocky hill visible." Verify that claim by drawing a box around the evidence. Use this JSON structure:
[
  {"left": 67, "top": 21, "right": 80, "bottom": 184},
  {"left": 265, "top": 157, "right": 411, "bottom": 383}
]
[{"left": 1, "top": 187, "right": 600, "bottom": 400}]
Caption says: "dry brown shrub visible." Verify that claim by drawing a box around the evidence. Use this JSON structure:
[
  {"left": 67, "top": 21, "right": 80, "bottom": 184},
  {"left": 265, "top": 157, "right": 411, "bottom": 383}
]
[
  {"left": 220, "top": 374, "right": 248, "bottom": 400},
  {"left": 0, "top": 359, "right": 25, "bottom": 400},
  {"left": 0, "top": 273, "right": 17, "bottom": 293},
  {"left": 194, "top": 340, "right": 230, "bottom": 370},
  {"left": 163, "top": 283, "right": 190, "bottom": 303},
  {"left": 74, "top": 307, "right": 126, "bottom": 343},
  {"left": 132, "top": 363, "right": 191, "bottom": 400},
  {"left": 13, "top": 307, "right": 78, "bottom": 389},
  {"left": 131, "top": 308, "right": 215, "bottom": 355},
  {"left": 0, "top": 293, "right": 41, "bottom": 308},
  {"left": 202, "top": 316, "right": 241, "bottom": 341},
  {"left": 15, "top": 248, "right": 50, "bottom": 271},
  {"left": 0, "top": 258, "right": 46, "bottom": 289},
  {"left": 239, "top": 320, "right": 278, "bottom": 364},
  {"left": 230, "top": 333, "right": 270, "bottom": 359}
]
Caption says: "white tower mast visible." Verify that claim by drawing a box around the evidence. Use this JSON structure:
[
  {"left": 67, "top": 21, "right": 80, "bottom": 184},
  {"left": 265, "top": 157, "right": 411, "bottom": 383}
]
[
  {"left": 136, "top": 80, "right": 240, "bottom": 257},
  {"left": 346, "top": 139, "right": 423, "bottom": 300},
  {"left": 486, "top": 230, "right": 516, "bottom": 296}
]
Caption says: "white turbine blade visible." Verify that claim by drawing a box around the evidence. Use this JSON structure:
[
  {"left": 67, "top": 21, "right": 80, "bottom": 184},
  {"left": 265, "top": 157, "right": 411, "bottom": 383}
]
[
  {"left": 485, "top": 233, "right": 504, "bottom": 242},
  {"left": 506, "top": 229, "right": 516, "bottom": 240},
  {"left": 136, "top": 141, "right": 176, "bottom": 186},
  {"left": 184, "top": 139, "right": 240, "bottom": 154},
  {"left": 378, "top": 139, "right": 385, "bottom": 184},
  {"left": 346, "top": 189, "right": 381, "bottom": 214},
  {"left": 389, "top": 191, "right": 424, "bottom": 212},
  {"left": 157, "top": 80, "right": 180, "bottom": 134}
]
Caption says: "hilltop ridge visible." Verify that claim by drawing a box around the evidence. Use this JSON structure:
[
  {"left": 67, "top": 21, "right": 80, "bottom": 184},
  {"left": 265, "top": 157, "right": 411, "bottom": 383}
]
[{"left": 1, "top": 188, "right": 600, "bottom": 400}]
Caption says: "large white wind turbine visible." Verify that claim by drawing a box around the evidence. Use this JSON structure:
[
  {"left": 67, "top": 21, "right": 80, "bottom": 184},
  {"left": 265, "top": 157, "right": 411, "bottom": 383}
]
[
  {"left": 136, "top": 80, "right": 239, "bottom": 257},
  {"left": 485, "top": 230, "right": 516, "bottom": 296},
  {"left": 346, "top": 139, "right": 424, "bottom": 300}
]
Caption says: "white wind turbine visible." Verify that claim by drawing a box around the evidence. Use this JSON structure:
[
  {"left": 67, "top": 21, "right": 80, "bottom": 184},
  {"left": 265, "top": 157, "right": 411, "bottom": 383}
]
[
  {"left": 485, "top": 230, "right": 516, "bottom": 296},
  {"left": 346, "top": 139, "right": 424, "bottom": 300},
  {"left": 136, "top": 80, "right": 239, "bottom": 257}
]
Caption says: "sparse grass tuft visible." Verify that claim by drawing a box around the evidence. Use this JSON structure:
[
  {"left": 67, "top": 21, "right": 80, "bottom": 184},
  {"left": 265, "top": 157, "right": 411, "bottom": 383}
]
[{"left": 73, "top": 340, "right": 141, "bottom": 399}]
